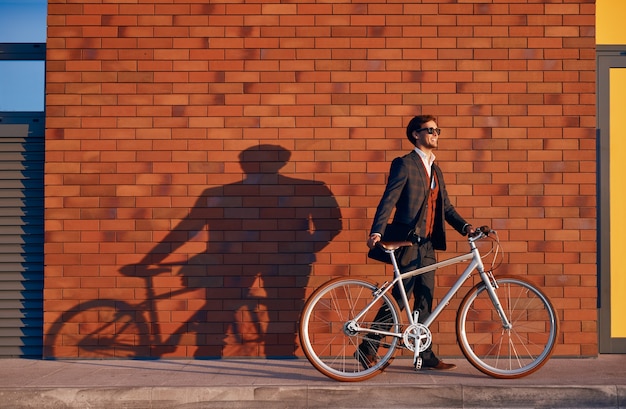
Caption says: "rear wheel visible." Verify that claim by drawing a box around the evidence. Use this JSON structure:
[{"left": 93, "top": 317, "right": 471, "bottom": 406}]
[
  {"left": 456, "top": 276, "right": 559, "bottom": 379},
  {"left": 299, "top": 278, "right": 402, "bottom": 382},
  {"left": 45, "top": 300, "right": 148, "bottom": 358}
]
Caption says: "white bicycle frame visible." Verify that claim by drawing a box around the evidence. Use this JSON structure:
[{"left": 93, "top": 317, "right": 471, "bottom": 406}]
[{"left": 349, "top": 234, "right": 512, "bottom": 345}]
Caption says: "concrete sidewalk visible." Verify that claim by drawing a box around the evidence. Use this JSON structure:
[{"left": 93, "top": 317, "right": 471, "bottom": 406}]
[{"left": 0, "top": 355, "right": 625, "bottom": 408}]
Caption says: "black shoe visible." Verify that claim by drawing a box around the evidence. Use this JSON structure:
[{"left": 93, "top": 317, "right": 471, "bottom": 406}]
[{"left": 354, "top": 349, "right": 377, "bottom": 369}]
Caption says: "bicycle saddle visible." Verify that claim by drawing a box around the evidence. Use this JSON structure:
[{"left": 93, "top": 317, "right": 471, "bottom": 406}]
[{"left": 377, "top": 241, "right": 413, "bottom": 250}]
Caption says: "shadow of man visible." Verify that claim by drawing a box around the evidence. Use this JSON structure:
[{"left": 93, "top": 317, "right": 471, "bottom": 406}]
[{"left": 130, "top": 144, "right": 342, "bottom": 358}]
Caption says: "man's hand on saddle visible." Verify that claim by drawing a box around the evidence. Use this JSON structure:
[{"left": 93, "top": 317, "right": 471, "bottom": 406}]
[{"left": 367, "top": 233, "right": 381, "bottom": 249}]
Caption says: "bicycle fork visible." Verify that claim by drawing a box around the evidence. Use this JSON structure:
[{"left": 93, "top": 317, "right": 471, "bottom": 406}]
[{"left": 480, "top": 270, "right": 513, "bottom": 330}]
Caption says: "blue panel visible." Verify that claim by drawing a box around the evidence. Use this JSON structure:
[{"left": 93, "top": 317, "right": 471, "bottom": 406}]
[
  {"left": 0, "top": 61, "right": 45, "bottom": 112},
  {"left": 0, "top": 0, "right": 47, "bottom": 43}
]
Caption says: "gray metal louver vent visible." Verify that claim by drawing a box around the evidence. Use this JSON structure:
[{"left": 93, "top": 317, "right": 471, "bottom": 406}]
[{"left": 0, "top": 120, "right": 44, "bottom": 357}]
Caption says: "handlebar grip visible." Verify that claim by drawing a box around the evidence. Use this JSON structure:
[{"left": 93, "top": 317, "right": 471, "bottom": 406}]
[{"left": 470, "top": 225, "right": 492, "bottom": 237}]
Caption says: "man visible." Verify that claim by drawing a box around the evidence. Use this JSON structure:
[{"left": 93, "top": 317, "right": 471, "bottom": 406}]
[{"left": 357, "top": 115, "right": 474, "bottom": 370}]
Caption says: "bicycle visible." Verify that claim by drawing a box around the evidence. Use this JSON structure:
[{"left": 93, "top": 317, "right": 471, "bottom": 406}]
[
  {"left": 299, "top": 226, "right": 559, "bottom": 381},
  {"left": 45, "top": 264, "right": 269, "bottom": 358}
]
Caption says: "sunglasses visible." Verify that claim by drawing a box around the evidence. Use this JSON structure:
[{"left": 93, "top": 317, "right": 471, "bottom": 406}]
[{"left": 417, "top": 127, "right": 441, "bottom": 136}]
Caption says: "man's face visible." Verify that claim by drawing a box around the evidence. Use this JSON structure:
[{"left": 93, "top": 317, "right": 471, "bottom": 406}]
[{"left": 414, "top": 120, "right": 439, "bottom": 150}]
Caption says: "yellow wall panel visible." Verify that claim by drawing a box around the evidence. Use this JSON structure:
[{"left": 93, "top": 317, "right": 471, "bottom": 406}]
[
  {"left": 610, "top": 68, "right": 626, "bottom": 337},
  {"left": 597, "top": 0, "right": 626, "bottom": 45}
]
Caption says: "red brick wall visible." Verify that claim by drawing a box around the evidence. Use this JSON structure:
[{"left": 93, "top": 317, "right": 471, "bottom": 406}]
[{"left": 44, "top": 0, "right": 597, "bottom": 358}]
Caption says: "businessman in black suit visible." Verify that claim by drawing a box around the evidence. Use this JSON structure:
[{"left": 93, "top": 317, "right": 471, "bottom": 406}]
[{"left": 356, "top": 115, "right": 474, "bottom": 370}]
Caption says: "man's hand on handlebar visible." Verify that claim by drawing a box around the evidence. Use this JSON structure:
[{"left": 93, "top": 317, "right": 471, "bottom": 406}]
[{"left": 469, "top": 225, "right": 492, "bottom": 238}]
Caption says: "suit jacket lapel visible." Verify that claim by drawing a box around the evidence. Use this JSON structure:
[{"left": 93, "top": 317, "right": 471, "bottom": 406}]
[{"left": 409, "top": 150, "right": 430, "bottom": 193}]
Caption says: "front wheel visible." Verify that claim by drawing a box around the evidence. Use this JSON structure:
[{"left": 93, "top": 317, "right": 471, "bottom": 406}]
[
  {"left": 299, "top": 278, "right": 402, "bottom": 382},
  {"left": 456, "top": 276, "right": 559, "bottom": 379}
]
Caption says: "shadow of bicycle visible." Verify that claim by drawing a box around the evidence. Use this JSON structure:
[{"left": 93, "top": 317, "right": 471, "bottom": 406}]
[{"left": 45, "top": 144, "right": 343, "bottom": 359}]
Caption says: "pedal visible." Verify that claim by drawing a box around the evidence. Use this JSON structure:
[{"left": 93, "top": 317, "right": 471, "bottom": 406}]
[{"left": 413, "top": 357, "right": 422, "bottom": 371}]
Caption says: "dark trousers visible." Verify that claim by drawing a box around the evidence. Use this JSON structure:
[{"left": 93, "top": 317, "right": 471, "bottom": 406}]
[{"left": 361, "top": 240, "right": 440, "bottom": 366}]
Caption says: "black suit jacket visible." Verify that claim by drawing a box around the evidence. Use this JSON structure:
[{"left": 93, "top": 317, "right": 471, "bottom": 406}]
[{"left": 370, "top": 150, "right": 468, "bottom": 251}]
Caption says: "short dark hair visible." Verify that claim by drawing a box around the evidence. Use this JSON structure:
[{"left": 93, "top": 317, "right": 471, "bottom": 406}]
[{"left": 406, "top": 115, "right": 436, "bottom": 144}]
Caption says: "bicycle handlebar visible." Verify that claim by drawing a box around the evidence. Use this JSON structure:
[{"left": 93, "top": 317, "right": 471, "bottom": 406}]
[
  {"left": 375, "top": 225, "right": 494, "bottom": 252},
  {"left": 468, "top": 226, "right": 498, "bottom": 244},
  {"left": 469, "top": 225, "right": 492, "bottom": 238}
]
